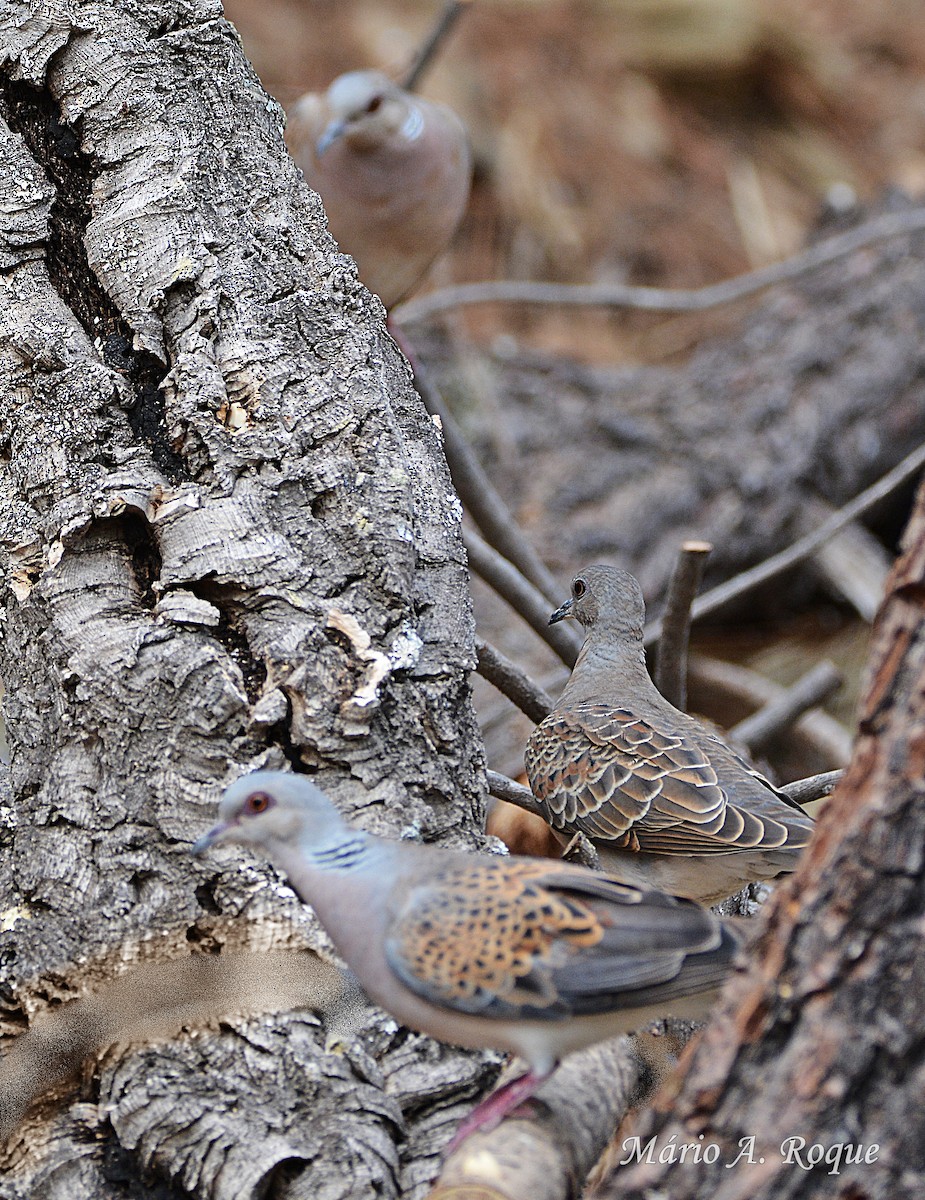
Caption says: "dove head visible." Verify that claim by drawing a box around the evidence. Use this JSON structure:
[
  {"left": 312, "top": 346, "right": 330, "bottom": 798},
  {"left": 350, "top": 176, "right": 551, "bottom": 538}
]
[
  {"left": 193, "top": 771, "right": 352, "bottom": 857},
  {"left": 317, "top": 71, "right": 417, "bottom": 154},
  {"left": 549, "top": 564, "right": 646, "bottom": 641}
]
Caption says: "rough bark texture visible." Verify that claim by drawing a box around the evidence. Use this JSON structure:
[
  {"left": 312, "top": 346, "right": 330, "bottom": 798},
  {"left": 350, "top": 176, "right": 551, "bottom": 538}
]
[
  {"left": 592, "top": 478, "right": 925, "bottom": 1200},
  {"left": 0, "top": 3, "right": 490, "bottom": 1197}
]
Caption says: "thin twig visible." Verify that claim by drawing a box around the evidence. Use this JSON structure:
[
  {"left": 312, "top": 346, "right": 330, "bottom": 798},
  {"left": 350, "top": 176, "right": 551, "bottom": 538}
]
[
  {"left": 644, "top": 443, "right": 925, "bottom": 644},
  {"left": 654, "top": 541, "right": 712, "bottom": 710},
  {"left": 802, "top": 500, "right": 891, "bottom": 622},
  {"left": 464, "top": 526, "right": 581, "bottom": 667},
  {"left": 401, "top": 1, "right": 471, "bottom": 92},
  {"left": 730, "top": 661, "right": 843, "bottom": 754},
  {"left": 393, "top": 207, "right": 925, "bottom": 325},
  {"left": 781, "top": 769, "right": 843, "bottom": 807},
  {"left": 486, "top": 770, "right": 546, "bottom": 818},
  {"left": 390, "top": 319, "right": 562, "bottom": 601},
  {"left": 476, "top": 640, "right": 553, "bottom": 724}
]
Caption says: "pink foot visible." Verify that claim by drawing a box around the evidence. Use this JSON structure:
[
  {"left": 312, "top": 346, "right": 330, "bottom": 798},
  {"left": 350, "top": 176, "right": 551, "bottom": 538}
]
[{"left": 444, "top": 1067, "right": 553, "bottom": 1157}]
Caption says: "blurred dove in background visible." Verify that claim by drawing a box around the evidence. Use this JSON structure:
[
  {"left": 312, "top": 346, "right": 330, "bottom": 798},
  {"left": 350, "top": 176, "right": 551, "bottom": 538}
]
[{"left": 287, "top": 69, "right": 471, "bottom": 308}]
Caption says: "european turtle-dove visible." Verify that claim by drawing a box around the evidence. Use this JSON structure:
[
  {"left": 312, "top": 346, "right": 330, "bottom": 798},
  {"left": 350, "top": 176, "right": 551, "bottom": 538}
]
[
  {"left": 286, "top": 70, "right": 471, "bottom": 308},
  {"left": 525, "top": 565, "right": 815, "bottom": 905},
  {"left": 194, "top": 770, "right": 745, "bottom": 1148}
]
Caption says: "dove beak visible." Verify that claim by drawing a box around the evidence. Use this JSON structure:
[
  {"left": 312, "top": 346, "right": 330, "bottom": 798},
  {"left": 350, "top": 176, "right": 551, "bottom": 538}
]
[
  {"left": 316, "top": 119, "right": 347, "bottom": 157},
  {"left": 191, "top": 820, "right": 235, "bottom": 855},
  {"left": 548, "top": 598, "right": 574, "bottom": 625}
]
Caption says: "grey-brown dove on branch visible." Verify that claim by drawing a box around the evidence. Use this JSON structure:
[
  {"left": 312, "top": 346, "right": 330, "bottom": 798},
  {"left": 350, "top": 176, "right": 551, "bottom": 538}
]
[
  {"left": 194, "top": 770, "right": 745, "bottom": 1151},
  {"left": 525, "top": 565, "right": 815, "bottom": 905},
  {"left": 286, "top": 70, "right": 471, "bottom": 308}
]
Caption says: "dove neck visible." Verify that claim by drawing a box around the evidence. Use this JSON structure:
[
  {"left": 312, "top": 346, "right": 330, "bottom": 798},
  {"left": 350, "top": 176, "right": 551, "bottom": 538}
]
[
  {"left": 561, "top": 627, "right": 655, "bottom": 705},
  {"left": 293, "top": 827, "right": 387, "bottom": 877},
  {"left": 271, "top": 831, "right": 403, "bottom": 971}
]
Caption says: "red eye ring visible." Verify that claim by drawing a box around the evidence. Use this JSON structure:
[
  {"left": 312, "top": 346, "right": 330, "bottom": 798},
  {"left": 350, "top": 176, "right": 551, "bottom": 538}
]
[{"left": 244, "top": 791, "right": 272, "bottom": 815}]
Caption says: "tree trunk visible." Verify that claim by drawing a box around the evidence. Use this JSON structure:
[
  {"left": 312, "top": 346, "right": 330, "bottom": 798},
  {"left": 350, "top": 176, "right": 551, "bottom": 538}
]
[
  {"left": 592, "top": 477, "right": 925, "bottom": 1200},
  {"left": 5, "top": 5, "right": 925, "bottom": 1200},
  {"left": 0, "top": 3, "right": 491, "bottom": 1197}
]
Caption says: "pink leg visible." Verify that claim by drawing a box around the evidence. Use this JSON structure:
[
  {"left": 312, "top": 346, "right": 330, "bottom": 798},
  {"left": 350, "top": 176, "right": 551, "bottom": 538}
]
[{"left": 444, "top": 1067, "right": 554, "bottom": 1157}]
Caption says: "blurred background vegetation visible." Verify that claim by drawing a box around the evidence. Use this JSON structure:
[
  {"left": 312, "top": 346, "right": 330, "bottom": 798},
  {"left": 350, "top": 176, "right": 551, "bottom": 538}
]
[{"left": 226, "top": 0, "right": 925, "bottom": 363}]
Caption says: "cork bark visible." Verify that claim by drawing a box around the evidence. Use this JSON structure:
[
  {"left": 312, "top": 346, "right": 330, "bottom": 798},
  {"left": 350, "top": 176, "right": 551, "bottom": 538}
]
[{"left": 0, "top": 3, "right": 491, "bottom": 1197}]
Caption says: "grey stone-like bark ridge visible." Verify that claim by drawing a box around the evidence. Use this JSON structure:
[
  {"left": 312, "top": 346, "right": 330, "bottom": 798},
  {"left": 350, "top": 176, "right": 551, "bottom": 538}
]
[{"left": 0, "top": 2, "right": 488, "bottom": 1196}]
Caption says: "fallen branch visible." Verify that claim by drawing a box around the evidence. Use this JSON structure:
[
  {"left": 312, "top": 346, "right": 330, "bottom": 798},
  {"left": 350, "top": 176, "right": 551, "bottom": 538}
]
[
  {"left": 730, "top": 660, "right": 843, "bottom": 754},
  {"left": 803, "top": 501, "right": 891, "bottom": 622},
  {"left": 429, "top": 1037, "right": 640, "bottom": 1200},
  {"left": 644, "top": 445, "right": 925, "bottom": 644},
  {"left": 464, "top": 526, "right": 581, "bottom": 666},
  {"left": 476, "top": 640, "right": 554, "bottom": 725},
  {"left": 394, "top": 207, "right": 925, "bottom": 325}
]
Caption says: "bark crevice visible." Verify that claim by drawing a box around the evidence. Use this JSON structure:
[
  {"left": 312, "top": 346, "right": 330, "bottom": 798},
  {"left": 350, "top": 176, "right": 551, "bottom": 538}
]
[{"left": 0, "top": 73, "right": 182, "bottom": 479}]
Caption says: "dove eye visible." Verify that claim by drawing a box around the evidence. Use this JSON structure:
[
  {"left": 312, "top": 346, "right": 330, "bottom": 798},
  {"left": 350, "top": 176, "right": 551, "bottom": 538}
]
[
  {"left": 365, "top": 94, "right": 383, "bottom": 114},
  {"left": 573, "top": 578, "right": 587, "bottom": 598},
  {"left": 244, "top": 791, "right": 273, "bottom": 816}
]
